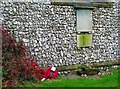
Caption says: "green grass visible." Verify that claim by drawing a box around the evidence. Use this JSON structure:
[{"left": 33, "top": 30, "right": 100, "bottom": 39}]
[{"left": 20, "top": 69, "right": 119, "bottom": 87}]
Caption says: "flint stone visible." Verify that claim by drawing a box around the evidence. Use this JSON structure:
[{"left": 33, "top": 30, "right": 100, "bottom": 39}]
[{"left": 22, "top": 38, "right": 29, "bottom": 42}]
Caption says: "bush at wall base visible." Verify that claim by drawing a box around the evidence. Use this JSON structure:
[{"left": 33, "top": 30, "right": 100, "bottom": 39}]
[{"left": 1, "top": 30, "right": 40, "bottom": 87}]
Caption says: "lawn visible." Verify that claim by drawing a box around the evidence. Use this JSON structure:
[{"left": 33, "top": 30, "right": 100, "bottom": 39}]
[{"left": 20, "top": 69, "right": 119, "bottom": 87}]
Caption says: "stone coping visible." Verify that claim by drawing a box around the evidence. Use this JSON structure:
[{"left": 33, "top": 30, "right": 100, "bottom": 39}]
[{"left": 42, "top": 60, "right": 119, "bottom": 71}]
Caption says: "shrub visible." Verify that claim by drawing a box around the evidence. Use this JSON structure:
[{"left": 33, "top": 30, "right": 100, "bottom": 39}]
[{"left": 1, "top": 29, "right": 39, "bottom": 87}]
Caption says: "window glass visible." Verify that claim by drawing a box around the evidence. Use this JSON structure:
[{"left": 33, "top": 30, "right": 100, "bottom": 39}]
[
  {"left": 77, "top": 33, "right": 92, "bottom": 48},
  {"left": 77, "top": 9, "right": 92, "bottom": 32}
]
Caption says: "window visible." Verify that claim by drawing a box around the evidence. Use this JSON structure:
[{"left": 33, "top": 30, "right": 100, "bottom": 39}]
[
  {"left": 77, "top": 33, "right": 92, "bottom": 48},
  {"left": 76, "top": 9, "right": 93, "bottom": 48},
  {"left": 77, "top": 9, "right": 92, "bottom": 32}
]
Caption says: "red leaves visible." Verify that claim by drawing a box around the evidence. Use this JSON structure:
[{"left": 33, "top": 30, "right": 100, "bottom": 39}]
[
  {"left": 25, "top": 66, "right": 30, "bottom": 71},
  {"left": 18, "top": 60, "right": 23, "bottom": 64},
  {"left": 2, "top": 30, "right": 58, "bottom": 87},
  {"left": 1, "top": 30, "right": 9, "bottom": 36},
  {"left": 12, "top": 55, "right": 17, "bottom": 61},
  {"left": 2, "top": 30, "right": 39, "bottom": 87},
  {"left": 0, "top": 30, "right": 2, "bottom": 34}
]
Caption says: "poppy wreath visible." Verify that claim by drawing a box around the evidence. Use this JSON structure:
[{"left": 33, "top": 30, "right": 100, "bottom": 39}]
[
  {"left": 36, "top": 69, "right": 45, "bottom": 80},
  {"left": 44, "top": 67, "right": 58, "bottom": 79}
]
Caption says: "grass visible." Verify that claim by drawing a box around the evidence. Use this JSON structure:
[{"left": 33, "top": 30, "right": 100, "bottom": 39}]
[{"left": 20, "top": 69, "right": 119, "bottom": 87}]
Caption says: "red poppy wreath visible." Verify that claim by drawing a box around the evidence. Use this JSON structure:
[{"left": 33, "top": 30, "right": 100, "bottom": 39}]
[{"left": 41, "top": 67, "right": 58, "bottom": 81}]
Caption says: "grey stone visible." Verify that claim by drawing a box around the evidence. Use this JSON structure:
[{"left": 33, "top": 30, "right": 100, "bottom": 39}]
[
  {"left": 22, "top": 38, "right": 29, "bottom": 42},
  {"left": 2, "top": 2, "right": 118, "bottom": 69}
]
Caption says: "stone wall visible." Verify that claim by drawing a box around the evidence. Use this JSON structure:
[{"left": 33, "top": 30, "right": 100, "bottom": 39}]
[
  {"left": 1, "top": 2, "right": 119, "bottom": 67},
  {"left": 92, "top": 3, "right": 119, "bottom": 63}
]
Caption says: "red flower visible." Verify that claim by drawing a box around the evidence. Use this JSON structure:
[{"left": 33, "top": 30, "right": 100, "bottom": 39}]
[{"left": 5, "top": 81, "right": 10, "bottom": 87}]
